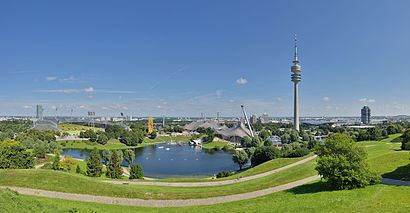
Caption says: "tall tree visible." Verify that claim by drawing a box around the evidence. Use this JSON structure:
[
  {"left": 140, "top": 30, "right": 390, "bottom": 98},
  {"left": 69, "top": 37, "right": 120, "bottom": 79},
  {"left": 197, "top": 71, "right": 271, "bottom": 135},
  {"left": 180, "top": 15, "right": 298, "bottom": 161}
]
[
  {"left": 86, "top": 148, "right": 103, "bottom": 177},
  {"left": 106, "top": 151, "right": 123, "bottom": 179},
  {"left": 232, "top": 150, "right": 248, "bottom": 170}
]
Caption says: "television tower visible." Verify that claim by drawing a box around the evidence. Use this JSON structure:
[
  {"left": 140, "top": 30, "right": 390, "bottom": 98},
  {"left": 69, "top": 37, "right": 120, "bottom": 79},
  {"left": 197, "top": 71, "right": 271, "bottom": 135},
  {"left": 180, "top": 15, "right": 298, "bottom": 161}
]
[{"left": 291, "top": 34, "right": 302, "bottom": 131}]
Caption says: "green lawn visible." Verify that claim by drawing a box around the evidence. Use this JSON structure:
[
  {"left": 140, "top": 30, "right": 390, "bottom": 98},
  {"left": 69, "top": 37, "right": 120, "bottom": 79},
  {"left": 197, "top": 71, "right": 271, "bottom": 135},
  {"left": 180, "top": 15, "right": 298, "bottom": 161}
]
[
  {"left": 58, "top": 123, "right": 104, "bottom": 135},
  {"left": 1, "top": 134, "right": 410, "bottom": 212},
  {"left": 2, "top": 182, "right": 410, "bottom": 213},
  {"left": 356, "top": 134, "right": 410, "bottom": 179},
  {"left": 59, "top": 136, "right": 191, "bottom": 150},
  {"left": 201, "top": 140, "right": 234, "bottom": 150},
  {"left": 0, "top": 159, "right": 316, "bottom": 200}
]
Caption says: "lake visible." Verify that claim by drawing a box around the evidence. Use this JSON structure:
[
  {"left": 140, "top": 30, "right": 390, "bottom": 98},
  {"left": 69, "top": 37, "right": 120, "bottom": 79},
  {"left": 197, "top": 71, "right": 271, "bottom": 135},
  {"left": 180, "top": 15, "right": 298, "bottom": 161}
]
[{"left": 62, "top": 142, "right": 244, "bottom": 178}]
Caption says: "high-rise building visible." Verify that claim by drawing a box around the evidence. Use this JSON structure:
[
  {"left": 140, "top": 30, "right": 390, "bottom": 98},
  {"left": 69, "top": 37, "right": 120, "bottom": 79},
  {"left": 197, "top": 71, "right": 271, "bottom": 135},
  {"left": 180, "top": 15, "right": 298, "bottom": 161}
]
[
  {"left": 291, "top": 35, "right": 302, "bottom": 131},
  {"left": 36, "top": 105, "right": 43, "bottom": 120},
  {"left": 250, "top": 114, "right": 258, "bottom": 124},
  {"left": 361, "top": 106, "right": 371, "bottom": 124}
]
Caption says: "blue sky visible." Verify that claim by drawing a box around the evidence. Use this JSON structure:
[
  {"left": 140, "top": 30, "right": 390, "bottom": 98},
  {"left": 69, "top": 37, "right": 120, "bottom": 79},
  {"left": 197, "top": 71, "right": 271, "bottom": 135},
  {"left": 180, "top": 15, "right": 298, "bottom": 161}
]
[{"left": 1, "top": 0, "right": 410, "bottom": 117}]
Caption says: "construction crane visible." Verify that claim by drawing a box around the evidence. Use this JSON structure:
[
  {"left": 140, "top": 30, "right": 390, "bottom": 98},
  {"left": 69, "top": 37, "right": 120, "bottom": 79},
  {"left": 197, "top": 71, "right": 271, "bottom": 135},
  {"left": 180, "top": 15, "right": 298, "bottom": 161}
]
[{"left": 241, "top": 105, "right": 255, "bottom": 137}]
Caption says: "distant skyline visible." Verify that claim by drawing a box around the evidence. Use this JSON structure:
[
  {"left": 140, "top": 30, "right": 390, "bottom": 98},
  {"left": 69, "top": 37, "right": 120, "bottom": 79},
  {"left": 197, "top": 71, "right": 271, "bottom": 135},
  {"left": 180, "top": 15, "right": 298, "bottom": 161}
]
[{"left": 1, "top": 0, "right": 410, "bottom": 117}]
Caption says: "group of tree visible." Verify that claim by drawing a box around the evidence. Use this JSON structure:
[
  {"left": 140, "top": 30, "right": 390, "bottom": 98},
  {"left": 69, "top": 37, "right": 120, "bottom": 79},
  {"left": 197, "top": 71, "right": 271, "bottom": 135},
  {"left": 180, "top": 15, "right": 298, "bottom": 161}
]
[
  {"left": 195, "top": 127, "right": 215, "bottom": 143},
  {"left": 85, "top": 148, "right": 143, "bottom": 179},
  {"left": 0, "top": 140, "right": 34, "bottom": 169},
  {"left": 79, "top": 130, "right": 109, "bottom": 145}
]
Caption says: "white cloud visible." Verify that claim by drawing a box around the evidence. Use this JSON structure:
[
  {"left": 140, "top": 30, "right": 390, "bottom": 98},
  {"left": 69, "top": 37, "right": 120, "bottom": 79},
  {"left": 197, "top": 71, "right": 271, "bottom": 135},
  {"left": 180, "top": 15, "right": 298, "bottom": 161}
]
[
  {"left": 236, "top": 77, "right": 248, "bottom": 85},
  {"left": 45, "top": 76, "right": 57, "bottom": 81},
  {"left": 23, "top": 105, "right": 32, "bottom": 109},
  {"left": 359, "top": 98, "right": 376, "bottom": 103},
  {"left": 323, "top": 96, "right": 331, "bottom": 102},
  {"left": 84, "top": 87, "right": 95, "bottom": 93}
]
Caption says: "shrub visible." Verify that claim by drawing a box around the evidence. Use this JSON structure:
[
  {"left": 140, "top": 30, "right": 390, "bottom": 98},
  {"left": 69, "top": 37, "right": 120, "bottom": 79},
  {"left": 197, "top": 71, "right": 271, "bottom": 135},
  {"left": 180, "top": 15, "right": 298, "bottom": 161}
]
[
  {"left": 283, "top": 147, "right": 310, "bottom": 158},
  {"left": 0, "top": 140, "right": 34, "bottom": 169},
  {"left": 129, "top": 163, "right": 144, "bottom": 179},
  {"left": 33, "top": 142, "right": 47, "bottom": 158},
  {"left": 315, "top": 133, "right": 380, "bottom": 190},
  {"left": 250, "top": 146, "right": 281, "bottom": 166},
  {"left": 75, "top": 164, "right": 82, "bottom": 174},
  {"left": 61, "top": 156, "right": 76, "bottom": 171},
  {"left": 401, "top": 129, "right": 410, "bottom": 150},
  {"left": 216, "top": 171, "right": 234, "bottom": 178},
  {"left": 52, "top": 151, "right": 62, "bottom": 170}
]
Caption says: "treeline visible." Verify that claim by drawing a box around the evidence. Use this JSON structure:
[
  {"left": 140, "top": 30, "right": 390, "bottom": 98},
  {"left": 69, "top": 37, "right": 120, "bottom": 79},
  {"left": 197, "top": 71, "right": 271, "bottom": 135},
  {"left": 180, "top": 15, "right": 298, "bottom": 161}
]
[{"left": 79, "top": 124, "right": 157, "bottom": 147}]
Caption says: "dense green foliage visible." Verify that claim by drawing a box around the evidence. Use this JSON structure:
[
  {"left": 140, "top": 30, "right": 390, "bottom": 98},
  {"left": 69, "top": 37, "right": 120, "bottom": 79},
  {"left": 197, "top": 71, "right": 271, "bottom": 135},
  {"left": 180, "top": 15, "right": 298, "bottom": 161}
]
[
  {"left": 232, "top": 150, "right": 248, "bottom": 169},
  {"left": 251, "top": 146, "right": 281, "bottom": 166},
  {"left": 106, "top": 151, "right": 123, "bottom": 179},
  {"left": 400, "top": 128, "right": 410, "bottom": 150},
  {"left": 86, "top": 148, "right": 103, "bottom": 177},
  {"left": 52, "top": 151, "right": 61, "bottom": 170},
  {"left": 315, "top": 133, "right": 380, "bottom": 190},
  {"left": 216, "top": 171, "right": 235, "bottom": 178},
  {"left": 123, "top": 149, "right": 135, "bottom": 166},
  {"left": 0, "top": 140, "right": 34, "bottom": 169},
  {"left": 129, "top": 163, "right": 144, "bottom": 179}
]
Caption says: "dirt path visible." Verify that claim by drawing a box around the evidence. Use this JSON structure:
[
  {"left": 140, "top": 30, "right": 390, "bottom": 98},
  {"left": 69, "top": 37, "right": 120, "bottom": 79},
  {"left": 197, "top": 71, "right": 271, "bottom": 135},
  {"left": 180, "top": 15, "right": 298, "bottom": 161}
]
[
  {"left": 0, "top": 175, "right": 320, "bottom": 207},
  {"left": 101, "top": 155, "right": 317, "bottom": 187},
  {"left": 381, "top": 178, "right": 410, "bottom": 186}
]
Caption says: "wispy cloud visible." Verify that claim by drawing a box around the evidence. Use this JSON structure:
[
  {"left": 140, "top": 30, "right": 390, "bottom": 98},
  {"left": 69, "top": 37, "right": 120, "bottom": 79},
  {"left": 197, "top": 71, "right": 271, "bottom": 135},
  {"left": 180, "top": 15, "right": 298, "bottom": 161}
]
[
  {"left": 45, "top": 76, "right": 57, "bottom": 81},
  {"left": 359, "top": 97, "right": 376, "bottom": 103},
  {"left": 236, "top": 77, "right": 248, "bottom": 85},
  {"left": 323, "top": 96, "right": 331, "bottom": 102}
]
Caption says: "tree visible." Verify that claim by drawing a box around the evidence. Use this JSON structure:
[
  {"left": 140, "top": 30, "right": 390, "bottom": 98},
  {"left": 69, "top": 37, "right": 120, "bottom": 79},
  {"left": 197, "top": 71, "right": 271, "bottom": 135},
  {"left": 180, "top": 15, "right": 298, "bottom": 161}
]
[
  {"left": 106, "top": 150, "right": 123, "bottom": 179},
  {"left": 0, "top": 140, "right": 34, "bottom": 169},
  {"left": 315, "top": 133, "right": 380, "bottom": 190},
  {"left": 86, "top": 148, "right": 103, "bottom": 177},
  {"left": 241, "top": 136, "right": 252, "bottom": 147},
  {"left": 97, "top": 133, "right": 109, "bottom": 145},
  {"left": 260, "top": 129, "right": 271, "bottom": 140},
  {"left": 129, "top": 163, "right": 144, "bottom": 179},
  {"left": 61, "top": 156, "right": 76, "bottom": 171},
  {"left": 33, "top": 142, "right": 47, "bottom": 158},
  {"left": 232, "top": 150, "right": 248, "bottom": 170},
  {"left": 250, "top": 146, "right": 281, "bottom": 166},
  {"left": 76, "top": 164, "right": 82, "bottom": 174},
  {"left": 148, "top": 130, "right": 157, "bottom": 139},
  {"left": 123, "top": 149, "right": 135, "bottom": 167},
  {"left": 250, "top": 136, "right": 263, "bottom": 147},
  {"left": 52, "top": 151, "right": 61, "bottom": 170},
  {"left": 401, "top": 129, "right": 410, "bottom": 150}
]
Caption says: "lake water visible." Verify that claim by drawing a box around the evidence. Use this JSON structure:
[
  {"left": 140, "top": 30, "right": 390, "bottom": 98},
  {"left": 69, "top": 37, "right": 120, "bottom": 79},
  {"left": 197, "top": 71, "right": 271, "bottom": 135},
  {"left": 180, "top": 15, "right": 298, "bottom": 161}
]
[{"left": 62, "top": 143, "right": 243, "bottom": 178}]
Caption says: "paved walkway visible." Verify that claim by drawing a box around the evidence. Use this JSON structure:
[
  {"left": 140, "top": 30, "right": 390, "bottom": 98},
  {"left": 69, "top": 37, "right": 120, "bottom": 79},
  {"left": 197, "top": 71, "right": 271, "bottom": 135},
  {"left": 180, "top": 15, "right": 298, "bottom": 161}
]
[
  {"left": 381, "top": 178, "right": 410, "bottom": 186},
  {"left": 101, "top": 155, "right": 318, "bottom": 187},
  {"left": 0, "top": 175, "right": 320, "bottom": 207}
]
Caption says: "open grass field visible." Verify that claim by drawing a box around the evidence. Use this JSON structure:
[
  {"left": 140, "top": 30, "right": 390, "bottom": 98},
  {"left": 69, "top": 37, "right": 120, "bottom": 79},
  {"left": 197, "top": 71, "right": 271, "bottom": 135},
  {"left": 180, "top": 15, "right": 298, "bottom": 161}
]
[
  {"left": 58, "top": 123, "right": 104, "bottom": 135},
  {"left": 0, "top": 159, "right": 317, "bottom": 200},
  {"left": 201, "top": 140, "right": 234, "bottom": 150},
  {"left": 1, "top": 134, "right": 409, "bottom": 212},
  {"left": 2, "top": 181, "right": 410, "bottom": 213},
  {"left": 59, "top": 136, "right": 191, "bottom": 150}
]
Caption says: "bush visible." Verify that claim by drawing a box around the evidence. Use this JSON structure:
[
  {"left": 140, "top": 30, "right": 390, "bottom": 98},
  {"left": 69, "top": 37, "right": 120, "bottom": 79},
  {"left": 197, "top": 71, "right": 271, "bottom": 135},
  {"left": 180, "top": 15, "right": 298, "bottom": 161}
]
[
  {"left": 61, "top": 156, "right": 76, "bottom": 171},
  {"left": 129, "top": 163, "right": 144, "bottom": 179},
  {"left": 216, "top": 171, "right": 234, "bottom": 178},
  {"left": 0, "top": 140, "right": 34, "bottom": 169},
  {"left": 250, "top": 146, "right": 281, "bottom": 166},
  {"left": 76, "top": 164, "right": 82, "bottom": 174},
  {"left": 52, "top": 151, "right": 62, "bottom": 170},
  {"left": 315, "top": 133, "right": 380, "bottom": 190},
  {"left": 33, "top": 142, "right": 47, "bottom": 158},
  {"left": 282, "top": 147, "right": 310, "bottom": 158}
]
